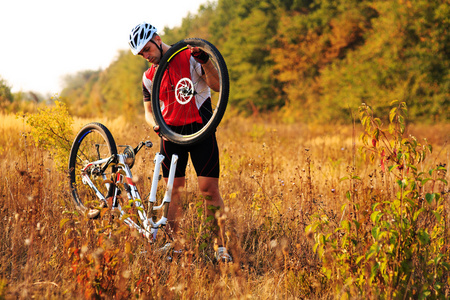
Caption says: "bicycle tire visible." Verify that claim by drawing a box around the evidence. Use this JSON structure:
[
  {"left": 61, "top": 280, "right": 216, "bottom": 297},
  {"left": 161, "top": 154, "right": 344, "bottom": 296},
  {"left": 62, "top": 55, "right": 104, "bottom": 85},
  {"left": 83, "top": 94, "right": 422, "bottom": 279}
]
[
  {"left": 151, "top": 38, "right": 229, "bottom": 145},
  {"left": 68, "top": 122, "right": 118, "bottom": 212}
]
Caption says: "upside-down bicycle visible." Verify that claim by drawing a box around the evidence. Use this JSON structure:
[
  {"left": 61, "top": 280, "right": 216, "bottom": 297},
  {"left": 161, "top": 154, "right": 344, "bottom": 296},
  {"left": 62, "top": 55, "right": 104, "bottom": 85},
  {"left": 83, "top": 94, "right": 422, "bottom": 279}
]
[{"left": 68, "top": 38, "right": 228, "bottom": 240}]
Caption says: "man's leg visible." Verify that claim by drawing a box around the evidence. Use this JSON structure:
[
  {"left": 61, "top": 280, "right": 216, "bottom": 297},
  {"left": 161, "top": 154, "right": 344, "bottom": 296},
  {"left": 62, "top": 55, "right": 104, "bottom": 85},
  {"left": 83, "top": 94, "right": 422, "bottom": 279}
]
[
  {"left": 197, "top": 176, "right": 224, "bottom": 244},
  {"left": 157, "top": 177, "right": 185, "bottom": 258},
  {"left": 165, "top": 177, "right": 185, "bottom": 237},
  {"left": 198, "top": 176, "right": 232, "bottom": 262}
]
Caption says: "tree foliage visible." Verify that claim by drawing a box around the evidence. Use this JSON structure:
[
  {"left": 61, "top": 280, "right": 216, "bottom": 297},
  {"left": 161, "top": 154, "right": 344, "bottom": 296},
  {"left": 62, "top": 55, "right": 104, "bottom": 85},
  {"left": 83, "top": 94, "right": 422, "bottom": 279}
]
[
  {"left": 60, "top": 70, "right": 101, "bottom": 117},
  {"left": 60, "top": 52, "right": 148, "bottom": 120},
  {"left": 0, "top": 76, "right": 13, "bottom": 112},
  {"left": 57, "top": 0, "right": 448, "bottom": 123}
]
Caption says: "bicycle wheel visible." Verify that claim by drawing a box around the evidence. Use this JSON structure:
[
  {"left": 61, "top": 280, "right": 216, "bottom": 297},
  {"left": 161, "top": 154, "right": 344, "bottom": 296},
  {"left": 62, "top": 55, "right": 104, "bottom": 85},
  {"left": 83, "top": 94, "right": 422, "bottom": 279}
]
[
  {"left": 151, "top": 38, "right": 229, "bottom": 145},
  {"left": 68, "top": 122, "right": 118, "bottom": 212}
]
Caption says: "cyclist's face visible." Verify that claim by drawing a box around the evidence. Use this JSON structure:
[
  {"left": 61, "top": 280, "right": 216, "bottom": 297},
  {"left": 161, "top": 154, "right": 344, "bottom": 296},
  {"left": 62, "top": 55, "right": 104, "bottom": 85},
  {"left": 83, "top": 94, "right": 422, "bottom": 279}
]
[{"left": 138, "top": 38, "right": 161, "bottom": 65}]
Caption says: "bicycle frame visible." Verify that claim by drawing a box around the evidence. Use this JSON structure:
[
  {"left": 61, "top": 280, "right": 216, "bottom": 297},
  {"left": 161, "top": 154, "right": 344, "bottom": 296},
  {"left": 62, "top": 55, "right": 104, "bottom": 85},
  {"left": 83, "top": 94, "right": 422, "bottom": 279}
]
[{"left": 79, "top": 146, "right": 178, "bottom": 240}]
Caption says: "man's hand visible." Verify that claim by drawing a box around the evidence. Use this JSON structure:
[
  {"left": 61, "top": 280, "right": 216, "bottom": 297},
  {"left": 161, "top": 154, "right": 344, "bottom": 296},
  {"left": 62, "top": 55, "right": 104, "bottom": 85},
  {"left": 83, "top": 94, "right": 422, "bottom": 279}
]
[
  {"left": 153, "top": 125, "right": 168, "bottom": 141},
  {"left": 189, "top": 45, "right": 209, "bottom": 64},
  {"left": 153, "top": 125, "right": 161, "bottom": 137}
]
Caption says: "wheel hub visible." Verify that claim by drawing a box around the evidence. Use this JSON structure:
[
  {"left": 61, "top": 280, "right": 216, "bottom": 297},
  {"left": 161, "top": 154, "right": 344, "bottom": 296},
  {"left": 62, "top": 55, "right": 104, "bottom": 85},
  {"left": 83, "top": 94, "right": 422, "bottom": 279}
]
[{"left": 175, "top": 78, "right": 194, "bottom": 105}]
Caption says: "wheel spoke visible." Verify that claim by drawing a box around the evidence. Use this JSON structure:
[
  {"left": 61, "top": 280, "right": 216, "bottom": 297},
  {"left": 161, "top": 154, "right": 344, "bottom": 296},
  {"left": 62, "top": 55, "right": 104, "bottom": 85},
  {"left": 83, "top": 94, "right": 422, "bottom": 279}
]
[
  {"left": 68, "top": 123, "right": 117, "bottom": 213},
  {"left": 151, "top": 38, "right": 229, "bottom": 145}
]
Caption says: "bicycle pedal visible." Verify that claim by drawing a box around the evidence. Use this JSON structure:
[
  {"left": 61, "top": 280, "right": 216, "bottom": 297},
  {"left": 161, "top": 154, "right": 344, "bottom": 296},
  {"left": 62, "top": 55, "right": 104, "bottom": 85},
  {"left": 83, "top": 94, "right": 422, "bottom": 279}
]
[
  {"left": 87, "top": 209, "right": 101, "bottom": 219},
  {"left": 87, "top": 201, "right": 107, "bottom": 219}
]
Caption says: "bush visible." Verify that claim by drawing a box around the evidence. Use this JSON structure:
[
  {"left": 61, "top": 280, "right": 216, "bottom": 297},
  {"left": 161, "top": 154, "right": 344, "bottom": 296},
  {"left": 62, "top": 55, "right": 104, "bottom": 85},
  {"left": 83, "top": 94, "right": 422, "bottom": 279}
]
[
  {"left": 24, "top": 100, "right": 74, "bottom": 171},
  {"left": 307, "top": 101, "right": 449, "bottom": 298}
]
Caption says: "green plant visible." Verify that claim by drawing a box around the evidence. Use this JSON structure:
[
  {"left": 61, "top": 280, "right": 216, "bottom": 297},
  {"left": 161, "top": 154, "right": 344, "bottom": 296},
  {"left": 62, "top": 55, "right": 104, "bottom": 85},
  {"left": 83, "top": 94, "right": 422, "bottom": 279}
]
[
  {"left": 187, "top": 198, "right": 219, "bottom": 252},
  {"left": 23, "top": 100, "right": 74, "bottom": 171},
  {"left": 307, "top": 101, "right": 449, "bottom": 298}
]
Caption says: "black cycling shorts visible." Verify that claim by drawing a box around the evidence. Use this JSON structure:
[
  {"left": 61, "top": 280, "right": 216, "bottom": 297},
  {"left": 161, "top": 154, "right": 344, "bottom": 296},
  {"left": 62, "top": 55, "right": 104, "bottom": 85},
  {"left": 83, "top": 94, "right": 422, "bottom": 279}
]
[{"left": 160, "top": 133, "right": 220, "bottom": 179}]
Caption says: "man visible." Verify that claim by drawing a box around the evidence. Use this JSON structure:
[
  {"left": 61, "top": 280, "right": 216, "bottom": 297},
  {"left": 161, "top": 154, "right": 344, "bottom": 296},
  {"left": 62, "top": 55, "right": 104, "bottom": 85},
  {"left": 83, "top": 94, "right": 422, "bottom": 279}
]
[{"left": 128, "top": 22, "right": 232, "bottom": 262}]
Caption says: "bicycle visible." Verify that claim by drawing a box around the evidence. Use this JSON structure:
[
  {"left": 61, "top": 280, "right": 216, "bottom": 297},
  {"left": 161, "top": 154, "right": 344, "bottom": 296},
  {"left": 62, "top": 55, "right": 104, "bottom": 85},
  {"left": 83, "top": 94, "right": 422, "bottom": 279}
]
[
  {"left": 68, "top": 38, "right": 229, "bottom": 241},
  {"left": 68, "top": 122, "right": 178, "bottom": 240}
]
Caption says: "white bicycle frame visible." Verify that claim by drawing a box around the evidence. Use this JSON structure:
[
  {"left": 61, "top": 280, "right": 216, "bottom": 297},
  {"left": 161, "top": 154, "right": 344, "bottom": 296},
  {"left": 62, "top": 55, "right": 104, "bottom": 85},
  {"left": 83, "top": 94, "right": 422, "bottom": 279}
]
[{"left": 80, "top": 150, "right": 178, "bottom": 240}]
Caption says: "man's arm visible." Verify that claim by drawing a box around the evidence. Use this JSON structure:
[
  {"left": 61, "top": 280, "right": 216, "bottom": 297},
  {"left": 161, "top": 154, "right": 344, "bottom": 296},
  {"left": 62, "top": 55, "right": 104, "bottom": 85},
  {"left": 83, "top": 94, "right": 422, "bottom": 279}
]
[
  {"left": 189, "top": 46, "right": 220, "bottom": 92},
  {"left": 144, "top": 101, "right": 156, "bottom": 128},
  {"left": 144, "top": 100, "right": 166, "bottom": 139},
  {"left": 201, "top": 60, "right": 220, "bottom": 93}
]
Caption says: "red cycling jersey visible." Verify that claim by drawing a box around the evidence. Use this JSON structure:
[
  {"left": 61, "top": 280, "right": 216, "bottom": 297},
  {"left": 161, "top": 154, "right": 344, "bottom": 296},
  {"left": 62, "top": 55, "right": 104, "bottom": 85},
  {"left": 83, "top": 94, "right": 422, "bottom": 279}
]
[{"left": 142, "top": 49, "right": 210, "bottom": 126}]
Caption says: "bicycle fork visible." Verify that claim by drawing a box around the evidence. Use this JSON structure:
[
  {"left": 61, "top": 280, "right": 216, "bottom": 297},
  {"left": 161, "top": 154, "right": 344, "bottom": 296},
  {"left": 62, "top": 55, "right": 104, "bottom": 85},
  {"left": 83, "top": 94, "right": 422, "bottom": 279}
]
[{"left": 145, "top": 153, "right": 178, "bottom": 240}]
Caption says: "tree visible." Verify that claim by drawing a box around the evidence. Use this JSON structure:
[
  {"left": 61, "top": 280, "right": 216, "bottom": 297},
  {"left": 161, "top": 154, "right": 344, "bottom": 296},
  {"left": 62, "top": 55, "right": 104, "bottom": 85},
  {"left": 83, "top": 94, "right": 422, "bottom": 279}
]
[
  {"left": 0, "top": 77, "right": 13, "bottom": 112},
  {"left": 319, "top": 0, "right": 449, "bottom": 123},
  {"left": 60, "top": 70, "right": 102, "bottom": 117},
  {"left": 99, "top": 50, "right": 148, "bottom": 121},
  {"left": 58, "top": 0, "right": 449, "bottom": 123},
  {"left": 271, "top": 0, "right": 377, "bottom": 122},
  {"left": 163, "top": 2, "right": 216, "bottom": 44},
  {"left": 212, "top": 0, "right": 283, "bottom": 113}
]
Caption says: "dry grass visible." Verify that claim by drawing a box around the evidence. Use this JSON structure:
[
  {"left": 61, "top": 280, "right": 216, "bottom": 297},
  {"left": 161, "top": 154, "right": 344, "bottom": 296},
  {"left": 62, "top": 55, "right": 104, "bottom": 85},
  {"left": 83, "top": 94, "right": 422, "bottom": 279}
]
[{"left": 0, "top": 112, "right": 448, "bottom": 299}]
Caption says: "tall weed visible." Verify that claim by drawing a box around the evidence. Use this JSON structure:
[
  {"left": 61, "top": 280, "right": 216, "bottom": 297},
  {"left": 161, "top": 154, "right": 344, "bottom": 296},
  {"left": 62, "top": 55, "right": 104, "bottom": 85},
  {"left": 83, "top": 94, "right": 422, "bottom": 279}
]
[
  {"left": 308, "top": 101, "right": 449, "bottom": 298},
  {"left": 0, "top": 104, "right": 448, "bottom": 298}
]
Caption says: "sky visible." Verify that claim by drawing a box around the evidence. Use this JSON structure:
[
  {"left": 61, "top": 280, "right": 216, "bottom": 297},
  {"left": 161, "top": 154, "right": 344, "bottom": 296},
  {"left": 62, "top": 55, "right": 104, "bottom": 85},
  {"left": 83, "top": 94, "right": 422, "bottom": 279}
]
[{"left": 0, "top": 0, "right": 209, "bottom": 95}]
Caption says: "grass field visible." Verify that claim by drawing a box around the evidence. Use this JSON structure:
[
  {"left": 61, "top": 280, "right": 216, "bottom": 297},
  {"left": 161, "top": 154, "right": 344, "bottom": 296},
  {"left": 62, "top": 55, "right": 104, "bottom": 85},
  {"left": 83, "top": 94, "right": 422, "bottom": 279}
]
[{"left": 0, "top": 111, "right": 449, "bottom": 299}]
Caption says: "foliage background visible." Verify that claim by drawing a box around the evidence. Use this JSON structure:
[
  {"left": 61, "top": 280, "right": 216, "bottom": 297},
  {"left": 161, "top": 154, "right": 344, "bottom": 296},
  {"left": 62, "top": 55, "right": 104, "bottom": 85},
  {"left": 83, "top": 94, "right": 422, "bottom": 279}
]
[{"left": 1, "top": 0, "right": 448, "bottom": 123}]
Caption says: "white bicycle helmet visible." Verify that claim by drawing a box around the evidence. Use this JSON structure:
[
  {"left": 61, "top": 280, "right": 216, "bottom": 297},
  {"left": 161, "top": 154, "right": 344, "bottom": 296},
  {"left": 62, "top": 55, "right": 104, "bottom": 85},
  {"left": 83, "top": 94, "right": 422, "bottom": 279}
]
[{"left": 129, "top": 23, "right": 158, "bottom": 55}]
